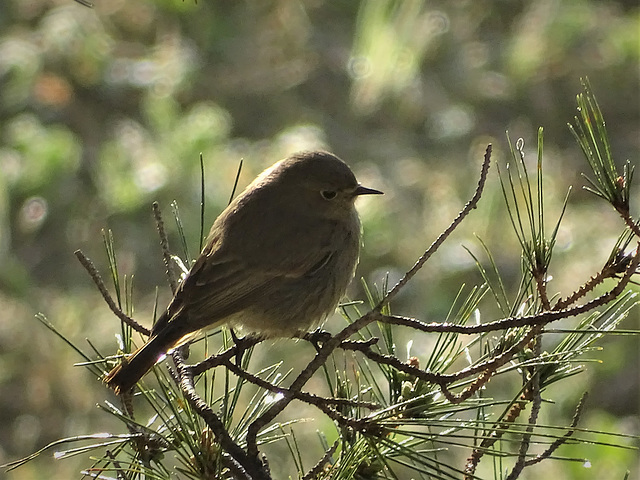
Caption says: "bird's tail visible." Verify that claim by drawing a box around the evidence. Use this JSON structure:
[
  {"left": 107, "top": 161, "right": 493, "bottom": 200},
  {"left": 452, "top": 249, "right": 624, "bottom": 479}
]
[{"left": 104, "top": 320, "right": 182, "bottom": 394}]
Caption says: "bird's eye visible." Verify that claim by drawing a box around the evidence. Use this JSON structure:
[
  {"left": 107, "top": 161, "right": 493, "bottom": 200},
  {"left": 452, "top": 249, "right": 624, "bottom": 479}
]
[{"left": 321, "top": 190, "right": 337, "bottom": 200}]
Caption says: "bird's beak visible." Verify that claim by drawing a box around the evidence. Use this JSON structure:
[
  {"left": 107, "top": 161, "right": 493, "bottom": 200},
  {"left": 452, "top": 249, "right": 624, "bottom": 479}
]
[{"left": 354, "top": 185, "right": 383, "bottom": 196}]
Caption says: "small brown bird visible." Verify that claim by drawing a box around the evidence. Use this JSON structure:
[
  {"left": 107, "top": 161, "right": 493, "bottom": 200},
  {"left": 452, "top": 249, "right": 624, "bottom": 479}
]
[{"left": 105, "top": 151, "right": 382, "bottom": 394}]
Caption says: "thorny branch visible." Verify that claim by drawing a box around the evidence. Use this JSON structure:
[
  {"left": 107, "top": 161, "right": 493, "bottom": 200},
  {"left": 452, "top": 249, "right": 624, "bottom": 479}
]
[
  {"left": 554, "top": 245, "right": 638, "bottom": 310},
  {"left": 506, "top": 328, "right": 543, "bottom": 480},
  {"left": 379, "top": 249, "right": 639, "bottom": 334},
  {"left": 173, "top": 349, "right": 268, "bottom": 480},
  {"left": 301, "top": 438, "right": 340, "bottom": 480}
]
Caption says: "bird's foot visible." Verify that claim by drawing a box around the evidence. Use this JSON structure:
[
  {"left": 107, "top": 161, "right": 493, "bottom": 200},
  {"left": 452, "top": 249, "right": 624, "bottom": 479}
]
[
  {"left": 303, "top": 328, "right": 332, "bottom": 353},
  {"left": 230, "top": 329, "right": 262, "bottom": 366}
]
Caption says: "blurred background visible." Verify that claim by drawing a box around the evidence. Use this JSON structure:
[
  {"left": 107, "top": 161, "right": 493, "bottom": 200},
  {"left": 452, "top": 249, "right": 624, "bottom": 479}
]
[{"left": 0, "top": 0, "right": 638, "bottom": 478}]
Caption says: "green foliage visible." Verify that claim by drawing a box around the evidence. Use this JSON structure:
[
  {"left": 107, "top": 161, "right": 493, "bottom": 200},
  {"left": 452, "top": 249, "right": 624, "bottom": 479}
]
[
  {"left": 570, "top": 79, "right": 634, "bottom": 216},
  {"left": 3, "top": 114, "right": 80, "bottom": 193}
]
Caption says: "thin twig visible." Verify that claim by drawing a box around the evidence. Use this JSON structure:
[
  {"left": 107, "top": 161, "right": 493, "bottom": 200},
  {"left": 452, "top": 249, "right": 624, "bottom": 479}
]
[
  {"left": 190, "top": 336, "right": 263, "bottom": 375},
  {"left": 506, "top": 327, "right": 543, "bottom": 480},
  {"left": 619, "top": 210, "right": 640, "bottom": 239},
  {"left": 380, "top": 144, "right": 492, "bottom": 309},
  {"left": 553, "top": 268, "right": 611, "bottom": 310},
  {"left": 199, "top": 153, "right": 206, "bottom": 253},
  {"left": 301, "top": 438, "right": 340, "bottom": 480},
  {"left": 75, "top": 250, "right": 151, "bottom": 336},
  {"left": 104, "top": 449, "right": 126, "bottom": 480},
  {"left": 152, "top": 201, "right": 179, "bottom": 293},
  {"left": 523, "top": 392, "right": 588, "bottom": 466},
  {"left": 219, "top": 358, "right": 380, "bottom": 411},
  {"left": 464, "top": 395, "right": 529, "bottom": 478},
  {"left": 534, "top": 273, "right": 551, "bottom": 311}
]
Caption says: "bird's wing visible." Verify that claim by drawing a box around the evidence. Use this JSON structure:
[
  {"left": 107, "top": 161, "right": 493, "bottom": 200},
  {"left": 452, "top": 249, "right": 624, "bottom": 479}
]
[
  {"left": 172, "top": 253, "right": 272, "bottom": 324},
  {"left": 159, "top": 205, "right": 346, "bottom": 331},
  {"left": 168, "top": 242, "right": 332, "bottom": 328}
]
